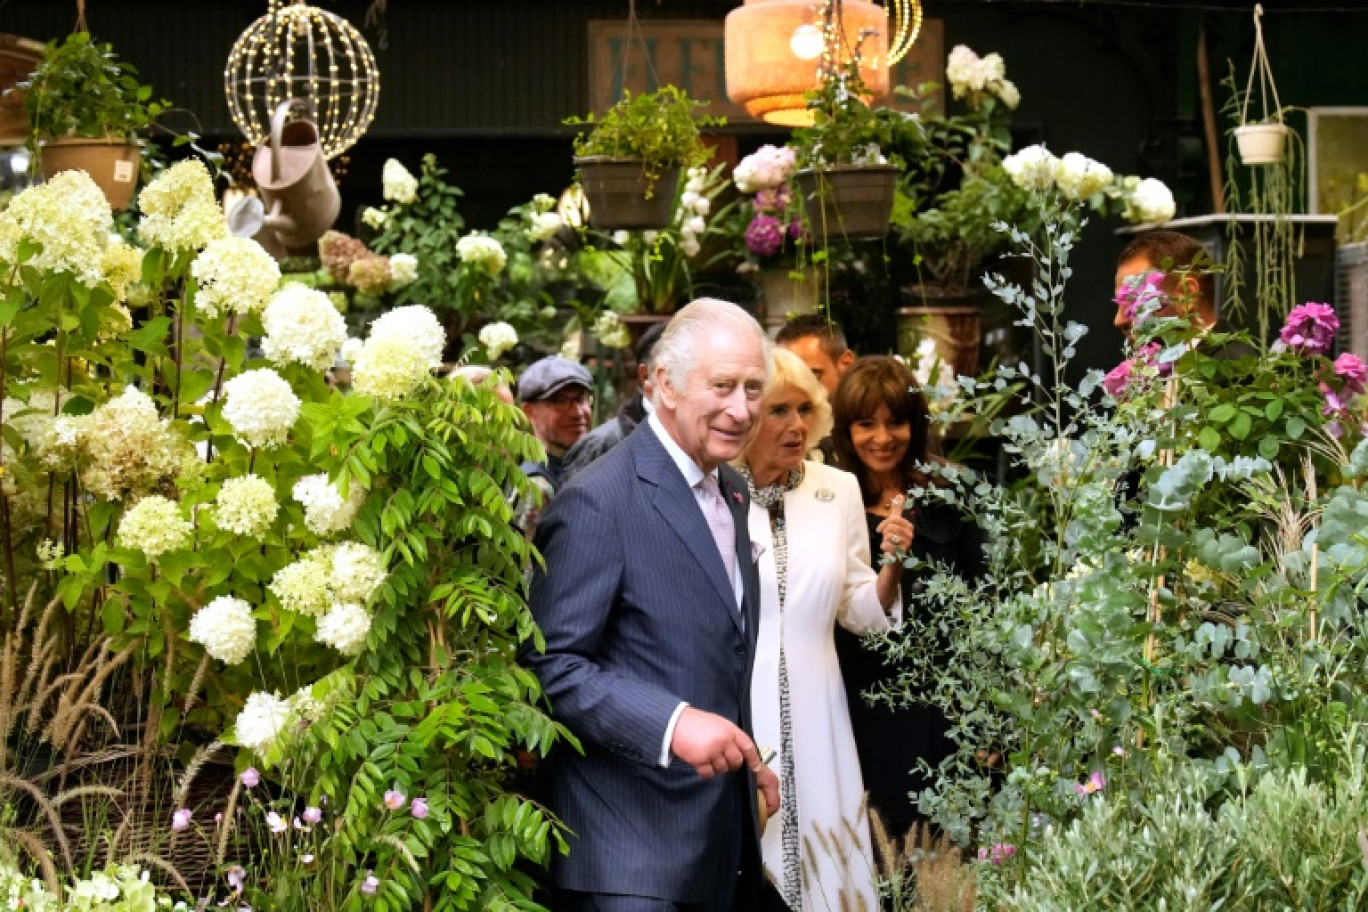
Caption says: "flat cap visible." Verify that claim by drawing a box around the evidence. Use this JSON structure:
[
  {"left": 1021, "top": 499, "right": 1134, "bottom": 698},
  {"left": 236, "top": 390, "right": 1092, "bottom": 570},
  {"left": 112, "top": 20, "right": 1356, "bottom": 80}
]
[{"left": 516, "top": 355, "right": 593, "bottom": 402}]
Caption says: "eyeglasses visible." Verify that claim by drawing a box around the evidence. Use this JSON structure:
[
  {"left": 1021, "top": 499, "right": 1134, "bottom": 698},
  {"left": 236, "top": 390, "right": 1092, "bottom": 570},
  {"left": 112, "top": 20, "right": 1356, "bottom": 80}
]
[{"left": 542, "top": 390, "right": 592, "bottom": 410}]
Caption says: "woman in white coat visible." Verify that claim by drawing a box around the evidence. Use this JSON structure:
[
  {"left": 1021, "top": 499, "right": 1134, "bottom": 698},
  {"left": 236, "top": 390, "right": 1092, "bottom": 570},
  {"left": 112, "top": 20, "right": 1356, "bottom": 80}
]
[{"left": 737, "top": 348, "right": 913, "bottom": 911}]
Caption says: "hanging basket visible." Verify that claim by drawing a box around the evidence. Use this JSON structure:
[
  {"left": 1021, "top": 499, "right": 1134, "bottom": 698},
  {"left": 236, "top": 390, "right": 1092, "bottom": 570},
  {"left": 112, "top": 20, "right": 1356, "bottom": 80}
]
[
  {"left": 1233, "top": 123, "right": 1291, "bottom": 166},
  {"left": 39, "top": 137, "right": 142, "bottom": 211},
  {"left": 754, "top": 265, "right": 821, "bottom": 338},
  {"left": 794, "top": 164, "right": 899, "bottom": 244},
  {"left": 574, "top": 158, "right": 679, "bottom": 231}
]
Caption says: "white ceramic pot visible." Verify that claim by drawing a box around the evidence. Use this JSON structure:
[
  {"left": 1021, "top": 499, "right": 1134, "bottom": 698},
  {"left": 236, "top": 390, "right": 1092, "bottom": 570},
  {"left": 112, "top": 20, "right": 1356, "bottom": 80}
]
[{"left": 1234, "top": 123, "right": 1291, "bottom": 166}]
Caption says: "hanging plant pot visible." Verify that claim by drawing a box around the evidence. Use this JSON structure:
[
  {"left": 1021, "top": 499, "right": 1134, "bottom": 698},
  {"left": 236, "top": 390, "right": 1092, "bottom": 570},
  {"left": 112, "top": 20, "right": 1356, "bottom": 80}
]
[
  {"left": 896, "top": 302, "right": 983, "bottom": 379},
  {"left": 39, "top": 137, "right": 142, "bottom": 211},
  {"left": 1233, "top": 123, "right": 1291, "bottom": 166},
  {"left": 755, "top": 264, "right": 821, "bottom": 338},
  {"left": 794, "top": 164, "right": 899, "bottom": 244},
  {"left": 574, "top": 157, "right": 679, "bottom": 231}
]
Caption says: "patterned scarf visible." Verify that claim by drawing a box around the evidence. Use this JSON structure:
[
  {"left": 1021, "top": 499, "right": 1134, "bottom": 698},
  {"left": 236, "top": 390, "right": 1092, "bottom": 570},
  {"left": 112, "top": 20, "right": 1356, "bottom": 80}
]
[{"left": 741, "top": 463, "right": 804, "bottom": 907}]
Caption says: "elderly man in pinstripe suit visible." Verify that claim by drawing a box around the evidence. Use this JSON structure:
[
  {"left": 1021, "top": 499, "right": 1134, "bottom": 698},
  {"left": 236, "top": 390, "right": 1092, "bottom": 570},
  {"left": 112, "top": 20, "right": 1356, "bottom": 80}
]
[{"left": 522, "top": 299, "right": 782, "bottom": 912}]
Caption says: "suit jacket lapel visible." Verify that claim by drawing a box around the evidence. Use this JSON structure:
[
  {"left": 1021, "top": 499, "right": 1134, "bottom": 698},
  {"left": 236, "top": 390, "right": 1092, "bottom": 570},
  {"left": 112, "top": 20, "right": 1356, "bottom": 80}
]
[
  {"left": 719, "top": 465, "right": 760, "bottom": 647},
  {"left": 633, "top": 430, "right": 746, "bottom": 635}
]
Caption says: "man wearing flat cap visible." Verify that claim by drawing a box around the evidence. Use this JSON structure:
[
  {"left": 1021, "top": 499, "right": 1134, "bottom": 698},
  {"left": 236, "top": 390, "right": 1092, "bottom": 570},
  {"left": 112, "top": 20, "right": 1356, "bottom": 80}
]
[{"left": 513, "top": 355, "right": 594, "bottom": 537}]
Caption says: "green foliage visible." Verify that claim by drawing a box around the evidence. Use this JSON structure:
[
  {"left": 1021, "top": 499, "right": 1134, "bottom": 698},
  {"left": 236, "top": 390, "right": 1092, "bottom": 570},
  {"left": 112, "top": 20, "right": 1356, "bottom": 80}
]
[
  {"left": 569, "top": 86, "right": 724, "bottom": 197},
  {"left": 19, "top": 32, "right": 167, "bottom": 146},
  {"left": 790, "top": 66, "right": 921, "bottom": 169},
  {"left": 369, "top": 154, "right": 466, "bottom": 312}
]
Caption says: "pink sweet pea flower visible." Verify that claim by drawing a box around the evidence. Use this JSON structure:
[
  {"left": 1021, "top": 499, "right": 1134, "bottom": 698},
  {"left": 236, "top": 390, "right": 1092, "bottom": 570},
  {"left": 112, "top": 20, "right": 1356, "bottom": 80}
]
[
  {"left": 1103, "top": 358, "right": 1134, "bottom": 398},
  {"left": 410, "top": 797, "right": 429, "bottom": 819},
  {"left": 226, "top": 865, "right": 246, "bottom": 892},
  {"left": 977, "top": 842, "right": 1017, "bottom": 865},
  {"left": 240, "top": 767, "right": 260, "bottom": 788},
  {"left": 361, "top": 872, "right": 380, "bottom": 895},
  {"left": 302, "top": 806, "right": 323, "bottom": 825},
  {"left": 382, "top": 789, "right": 406, "bottom": 811},
  {"left": 1279, "top": 303, "right": 1338, "bottom": 355},
  {"left": 171, "top": 808, "right": 192, "bottom": 831},
  {"left": 266, "top": 811, "right": 287, "bottom": 833}
]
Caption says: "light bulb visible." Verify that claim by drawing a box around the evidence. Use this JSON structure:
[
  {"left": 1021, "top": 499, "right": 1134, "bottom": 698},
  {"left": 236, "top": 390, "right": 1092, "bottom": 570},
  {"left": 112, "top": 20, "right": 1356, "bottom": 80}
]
[{"left": 790, "top": 23, "right": 824, "bottom": 60}]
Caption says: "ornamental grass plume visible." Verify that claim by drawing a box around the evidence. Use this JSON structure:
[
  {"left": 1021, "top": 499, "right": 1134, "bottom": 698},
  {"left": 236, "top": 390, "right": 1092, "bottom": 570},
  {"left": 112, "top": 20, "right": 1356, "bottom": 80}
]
[
  {"left": 188, "top": 596, "right": 257, "bottom": 665},
  {"left": 292, "top": 473, "right": 366, "bottom": 536},
  {"left": 220, "top": 368, "right": 301, "bottom": 449},
  {"left": 117, "top": 494, "right": 192, "bottom": 560},
  {"left": 234, "top": 691, "right": 294, "bottom": 756},
  {"left": 0, "top": 169, "right": 112, "bottom": 287},
  {"left": 138, "top": 158, "right": 228, "bottom": 252},
  {"left": 213, "top": 474, "right": 279, "bottom": 538},
  {"left": 315, "top": 601, "right": 372, "bottom": 655},
  {"left": 261, "top": 284, "right": 348, "bottom": 371},
  {"left": 76, "top": 386, "right": 190, "bottom": 501},
  {"left": 191, "top": 236, "right": 282, "bottom": 318}
]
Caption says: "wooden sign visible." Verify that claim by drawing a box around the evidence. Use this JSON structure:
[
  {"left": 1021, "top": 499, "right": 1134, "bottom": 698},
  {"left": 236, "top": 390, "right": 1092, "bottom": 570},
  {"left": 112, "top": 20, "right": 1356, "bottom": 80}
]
[{"left": 587, "top": 18, "right": 945, "bottom": 123}]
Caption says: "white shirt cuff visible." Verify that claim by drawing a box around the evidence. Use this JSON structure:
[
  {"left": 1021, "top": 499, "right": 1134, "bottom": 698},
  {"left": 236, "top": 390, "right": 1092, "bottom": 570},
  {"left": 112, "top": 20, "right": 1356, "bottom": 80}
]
[{"left": 659, "top": 702, "right": 689, "bottom": 767}]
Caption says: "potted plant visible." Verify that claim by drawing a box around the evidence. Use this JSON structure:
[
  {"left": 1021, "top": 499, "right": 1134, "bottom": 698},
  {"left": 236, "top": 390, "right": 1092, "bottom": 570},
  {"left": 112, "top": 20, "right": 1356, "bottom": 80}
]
[
  {"left": 1231, "top": 5, "right": 1292, "bottom": 166},
  {"left": 18, "top": 32, "right": 166, "bottom": 209},
  {"left": 789, "top": 64, "right": 918, "bottom": 244},
  {"left": 568, "top": 85, "right": 722, "bottom": 231}
]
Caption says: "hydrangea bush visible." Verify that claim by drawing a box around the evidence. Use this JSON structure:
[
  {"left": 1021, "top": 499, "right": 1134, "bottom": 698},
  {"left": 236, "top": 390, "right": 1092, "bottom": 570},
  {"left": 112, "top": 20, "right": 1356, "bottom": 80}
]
[{"left": 0, "top": 159, "right": 567, "bottom": 908}]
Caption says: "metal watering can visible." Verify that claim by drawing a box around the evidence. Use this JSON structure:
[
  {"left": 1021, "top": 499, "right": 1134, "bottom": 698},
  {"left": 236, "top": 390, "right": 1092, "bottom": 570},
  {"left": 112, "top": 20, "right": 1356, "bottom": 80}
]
[{"left": 229, "top": 100, "right": 340, "bottom": 255}]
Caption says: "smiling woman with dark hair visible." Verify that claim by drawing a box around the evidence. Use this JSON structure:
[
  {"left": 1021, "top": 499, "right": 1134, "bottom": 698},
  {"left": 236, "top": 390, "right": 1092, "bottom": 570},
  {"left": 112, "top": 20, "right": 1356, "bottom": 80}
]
[{"left": 830, "top": 355, "right": 985, "bottom": 844}]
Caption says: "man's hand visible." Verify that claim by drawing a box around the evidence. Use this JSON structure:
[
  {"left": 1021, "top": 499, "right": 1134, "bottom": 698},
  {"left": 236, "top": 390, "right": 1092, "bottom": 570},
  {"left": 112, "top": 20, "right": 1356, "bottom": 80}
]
[
  {"left": 671, "top": 707, "right": 760, "bottom": 778},
  {"left": 755, "top": 762, "right": 780, "bottom": 823}
]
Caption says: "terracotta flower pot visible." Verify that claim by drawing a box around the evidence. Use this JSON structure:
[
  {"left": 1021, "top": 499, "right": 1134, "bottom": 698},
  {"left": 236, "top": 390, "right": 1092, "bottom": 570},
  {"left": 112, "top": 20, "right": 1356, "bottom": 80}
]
[
  {"left": 575, "top": 157, "right": 680, "bottom": 231},
  {"left": 1233, "top": 123, "right": 1291, "bottom": 166},
  {"left": 794, "top": 164, "right": 899, "bottom": 244},
  {"left": 39, "top": 137, "right": 142, "bottom": 210}
]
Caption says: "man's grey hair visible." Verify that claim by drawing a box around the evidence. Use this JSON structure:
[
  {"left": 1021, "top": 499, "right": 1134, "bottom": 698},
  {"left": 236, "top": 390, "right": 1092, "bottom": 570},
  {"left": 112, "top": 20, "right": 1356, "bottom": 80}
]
[{"left": 651, "top": 298, "right": 770, "bottom": 405}]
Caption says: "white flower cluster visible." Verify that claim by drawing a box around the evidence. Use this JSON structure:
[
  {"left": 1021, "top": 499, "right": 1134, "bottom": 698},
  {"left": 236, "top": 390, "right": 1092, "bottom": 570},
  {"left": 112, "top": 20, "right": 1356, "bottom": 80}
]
[
  {"left": 945, "top": 45, "right": 1020, "bottom": 110},
  {"left": 189, "top": 595, "right": 257, "bottom": 665},
  {"left": 593, "top": 311, "right": 632, "bottom": 350},
  {"left": 138, "top": 159, "right": 228, "bottom": 253},
  {"left": 214, "top": 474, "right": 278, "bottom": 538},
  {"left": 118, "top": 495, "right": 192, "bottom": 560},
  {"left": 1003, "top": 144, "right": 1060, "bottom": 192},
  {"left": 361, "top": 206, "right": 387, "bottom": 229},
  {"left": 479, "top": 321, "right": 519, "bottom": 360},
  {"left": 235, "top": 691, "right": 294, "bottom": 755},
  {"left": 352, "top": 305, "right": 447, "bottom": 401},
  {"left": 340, "top": 337, "right": 364, "bottom": 364},
  {"left": 261, "top": 284, "right": 348, "bottom": 371},
  {"left": 269, "top": 551, "right": 332, "bottom": 616},
  {"left": 330, "top": 541, "right": 388, "bottom": 602},
  {"left": 382, "top": 159, "right": 419, "bottom": 205},
  {"left": 0, "top": 170, "right": 112, "bottom": 287},
  {"left": 99, "top": 242, "right": 145, "bottom": 305},
  {"left": 62, "top": 386, "right": 189, "bottom": 500},
  {"left": 388, "top": 252, "right": 419, "bottom": 289},
  {"left": 221, "top": 368, "right": 301, "bottom": 449},
  {"left": 191, "top": 236, "right": 281, "bottom": 318},
  {"left": 293, "top": 473, "right": 366, "bottom": 536},
  {"left": 270, "top": 540, "right": 386, "bottom": 614},
  {"left": 315, "top": 601, "right": 372, "bottom": 655},
  {"left": 1053, "top": 152, "right": 1115, "bottom": 202},
  {"left": 732, "top": 145, "right": 797, "bottom": 194},
  {"left": 676, "top": 167, "right": 713, "bottom": 258},
  {"left": 456, "top": 232, "right": 507, "bottom": 277},
  {"left": 1124, "top": 176, "right": 1177, "bottom": 224},
  {"left": 527, "top": 211, "right": 563, "bottom": 243}
]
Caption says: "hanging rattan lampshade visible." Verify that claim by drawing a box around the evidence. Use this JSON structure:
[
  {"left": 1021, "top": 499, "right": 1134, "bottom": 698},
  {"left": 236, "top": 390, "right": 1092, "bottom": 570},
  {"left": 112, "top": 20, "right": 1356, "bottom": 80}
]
[
  {"left": 224, "top": 0, "right": 380, "bottom": 160},
  {"left": 725, "top": 0, "right": 889, "bottom": 127}
]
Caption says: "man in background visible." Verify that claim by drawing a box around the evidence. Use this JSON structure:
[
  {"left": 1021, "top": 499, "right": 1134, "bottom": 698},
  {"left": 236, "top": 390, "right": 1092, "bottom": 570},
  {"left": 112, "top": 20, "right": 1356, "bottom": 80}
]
[
  {"left": 775, "top": 314, "right": 854, "bottom": 463},
  {"left": 1113, "top": 230, "right": 1219, "bottom": 339},
  {"left": 513, "top": 355, "right": 593, "bottom": 537}
]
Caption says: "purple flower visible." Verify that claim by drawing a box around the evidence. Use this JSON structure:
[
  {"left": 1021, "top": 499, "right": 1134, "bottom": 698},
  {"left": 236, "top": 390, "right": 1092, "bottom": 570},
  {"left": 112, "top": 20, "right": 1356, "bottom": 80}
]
[
  {"left": 302, "top": 806, "right": 323, "bottom": 825},
  {"left": 382, "top": 789, "right": 406, "bottom": 811},
  {"left": 410, "top": 797, "right": 429, "bottom": 819},
  {"left": 1114, "top": 270, "right": 1168, "bottom": 325},
  {"left": 1103, "top": 359, "right": 1135, "bottom": 398},
  {"left": 1334, "top": 353, "right": 1368, "bottom": 397},
  {"left": 1075, "top": 771, "right": 1106, "bottom": 797},
  {"left": 171, "top": 808, "right": 192, "bottom": 831},
  {"left": 754, "top": 185, "right": 791, "bottom": 213},
  {"left": 745, "top": 214, "right": 785, "bottom": 259},
  {"left": 361, "top": 872, "right": 380, "bottom": 895},
  {"left": 786, "top": 218, "right": 807, "bottom": 244},
  {"left": 240, "top": 767, "right": 260, "bottom": 788},
  {"left": 1279, "top": 303, "right": 1338, "bottom": 355},
  {"left": 1103, "top": 343, "right": 1169, "bottom": 399}
]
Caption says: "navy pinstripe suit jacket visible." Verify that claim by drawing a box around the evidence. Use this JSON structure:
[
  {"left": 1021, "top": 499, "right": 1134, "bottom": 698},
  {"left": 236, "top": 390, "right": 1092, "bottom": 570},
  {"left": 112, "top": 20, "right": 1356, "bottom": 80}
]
[{"left": 521, "top": 421, "right": 762, "bottom": 903}]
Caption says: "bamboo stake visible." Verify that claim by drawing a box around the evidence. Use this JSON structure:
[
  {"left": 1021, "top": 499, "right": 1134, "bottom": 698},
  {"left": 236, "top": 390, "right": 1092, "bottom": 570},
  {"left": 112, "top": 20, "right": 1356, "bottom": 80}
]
[
  {"left": 1196, "top": 24, "right": 1225, "bottom": 214},
  {"left": 1308, "top": 541, "right": 1319, "bottom": 642}
]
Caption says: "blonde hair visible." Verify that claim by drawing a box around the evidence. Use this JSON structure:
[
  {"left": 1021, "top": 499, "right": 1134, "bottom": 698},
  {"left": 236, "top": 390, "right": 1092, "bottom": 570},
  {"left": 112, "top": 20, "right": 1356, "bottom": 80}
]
[{"left": 767, "top": 347, "right": 833, "bottom": 449}]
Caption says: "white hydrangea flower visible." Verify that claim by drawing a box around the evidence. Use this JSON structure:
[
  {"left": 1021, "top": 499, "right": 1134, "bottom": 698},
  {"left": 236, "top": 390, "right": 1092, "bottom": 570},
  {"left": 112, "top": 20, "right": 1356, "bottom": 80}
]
[
  {"left": 329, "top": 541, "right": 387, "bottom": 604},
  {"left": 388, "top": 253, "right": 419, "bottom": 289},
  {"left": 269, "top": 550, "right": 332, "bottom": 616},
  {"left": 293, "top": 473, "right": 365, "bottom": 536},
  {"left": 221, "top": 368, "right": 300, "bottom": 449},
  {"left": 532, "top": 192, "right": 557, "bottom": 212},
  {"left": 214, "top": 474, "right": 278, "bottom": 538},
  {"left": 367, "top": 305, "right": 446, "bottom": 368},
  {"left": 382, "top": 159, "right": 418, "bottom": 205},
  {"left": 138, "top": 159, "right": 228, "bottom": 253},
  {"left": 456, "top": 232, "right": 507, "bottom": 277},
  {"left": 288, "top": 683, "right": 329, "bottom": 723},
  {"left": 315, "top": 601, "right": 372, "bottom": 655},
  {"left": 1128, "top": 177, "right": 1177, "bottom": 224},
  {"left": 733, "top": 144, "right": 797, "bottom": 193},
  {"left": 946, "top": 45, "right": 983, "bottom": 96},
  {"left": 478, "top": 321, "right": 519, "bottom": 360},
  {"left": 235, "top": 691, "right": 294, "bottom": 755},
  {"left": 261, "top": 285, "right": 348, "bottom": 372},
  {"left": 99, "top": 241, "right": 145, "bottom": 303},
  {"left": 189, "top": 595, "right": 257, "bottom": 665},
  {"left": 118, "top": 495, "right": 192, "bottom": 560},
  {"left": 0, "top": 170, "right": 112, "bottom": 287},
  {"left": 361, "top": 206, "right": 387, "bottom": 229},
  {"left": 339, "top": 337, "right": 364, "bottom": 364},
  {"left": 352, "top": 336, "right": 432, "bottom": 401},
  {"left": 1003, "top": 144, "right": 1060, "bottom": 192},
  {"left": 1053, "top": 152, "right": 1114, "bottom": 202},
  {"left": 527, "top": 211, "right": 563, "bottom": 243},
  {"left": 191, "top": 237, "right": 281, "bottom": 318},
  {"left": 997, "top": 79, "right": 1021, "bottom": 110},
  {"left": 593, "top": 311, "right": 631, "bottom": 349}
]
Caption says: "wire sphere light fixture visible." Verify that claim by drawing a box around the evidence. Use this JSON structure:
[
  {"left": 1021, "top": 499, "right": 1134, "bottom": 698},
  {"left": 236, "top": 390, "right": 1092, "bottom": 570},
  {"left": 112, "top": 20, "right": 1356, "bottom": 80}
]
[{"left": 224, "top": 0, "right": 380, "bottom": 160}]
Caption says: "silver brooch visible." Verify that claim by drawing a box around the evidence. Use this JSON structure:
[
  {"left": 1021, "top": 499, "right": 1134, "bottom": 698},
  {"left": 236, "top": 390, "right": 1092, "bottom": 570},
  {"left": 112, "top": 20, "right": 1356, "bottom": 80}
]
[{"left": 815, "top": 488, "right": 835, "bottom": 502}]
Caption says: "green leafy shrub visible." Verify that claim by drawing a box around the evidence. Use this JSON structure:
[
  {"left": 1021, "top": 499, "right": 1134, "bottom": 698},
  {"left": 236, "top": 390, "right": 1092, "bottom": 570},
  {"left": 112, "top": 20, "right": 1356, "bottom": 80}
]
[
  {"left": 569, "top": 86, "right": 723, "bottom": 197},
  {"left": 19, "top": 32, "right": 167, "bottom": 145}
]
